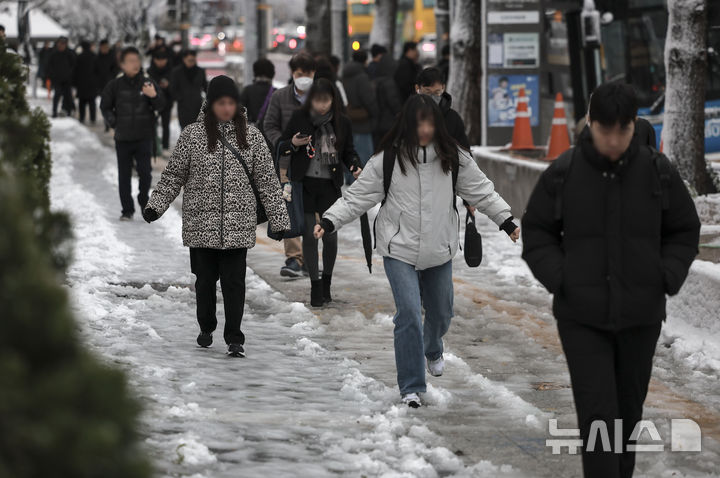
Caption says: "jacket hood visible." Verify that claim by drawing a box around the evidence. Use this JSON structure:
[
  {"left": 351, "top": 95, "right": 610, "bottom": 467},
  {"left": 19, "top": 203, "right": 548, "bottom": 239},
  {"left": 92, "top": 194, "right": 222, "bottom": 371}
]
[
  {"left": 374, "top": 55, "right": 397, "bottom": 78},
  {"left": 196, "top": 99, "right": 248, "bottom": 123},
  {"left": 342, "top": 61, "right": 367, "bottom": 79},
  {"left": 438, "top": 91, "right": 453, "bottom": 113}
]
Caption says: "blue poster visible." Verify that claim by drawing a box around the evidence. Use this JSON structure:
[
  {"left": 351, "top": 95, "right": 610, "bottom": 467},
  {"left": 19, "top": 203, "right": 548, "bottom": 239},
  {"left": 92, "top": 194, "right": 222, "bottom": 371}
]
[{"left": 488, "top": 74, "right": 540, "bottom": 127}]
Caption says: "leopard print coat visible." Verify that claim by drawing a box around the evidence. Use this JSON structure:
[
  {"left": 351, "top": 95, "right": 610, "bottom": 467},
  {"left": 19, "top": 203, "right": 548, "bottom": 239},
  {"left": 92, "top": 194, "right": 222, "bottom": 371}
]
[{"left": 147, "top": 103, "right": 290, "bottom": 249}]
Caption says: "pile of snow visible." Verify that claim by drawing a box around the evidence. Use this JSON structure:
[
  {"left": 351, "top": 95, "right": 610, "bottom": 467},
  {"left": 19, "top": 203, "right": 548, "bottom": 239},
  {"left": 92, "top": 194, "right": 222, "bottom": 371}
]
[{"left": 695, "top": 193, "right": 720, "bottom": 224}]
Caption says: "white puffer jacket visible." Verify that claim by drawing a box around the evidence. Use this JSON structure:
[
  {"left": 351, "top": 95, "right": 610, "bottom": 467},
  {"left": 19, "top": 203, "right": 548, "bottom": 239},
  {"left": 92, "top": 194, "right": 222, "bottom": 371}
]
[{"left": 323, "top": 144, "right": 512, "bottom": 270}]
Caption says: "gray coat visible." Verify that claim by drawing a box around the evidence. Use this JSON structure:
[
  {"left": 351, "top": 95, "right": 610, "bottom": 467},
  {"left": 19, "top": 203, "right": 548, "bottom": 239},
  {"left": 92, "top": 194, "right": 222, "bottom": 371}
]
[
  {"left": 147, "top": 104, "right": 290, "bottom": 249},
  {"left": 323, "top": 145, "right": 513, "bottom": 270},
  {"left": 262, "top": 83, "right": 302, "bottom": 150}
]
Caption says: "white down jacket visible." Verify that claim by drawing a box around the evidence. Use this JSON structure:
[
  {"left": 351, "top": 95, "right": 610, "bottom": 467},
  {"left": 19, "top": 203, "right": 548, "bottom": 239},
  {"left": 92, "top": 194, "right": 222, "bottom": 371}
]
[{"left": 323, "top": 144, "right": 513, "bottom": 270}]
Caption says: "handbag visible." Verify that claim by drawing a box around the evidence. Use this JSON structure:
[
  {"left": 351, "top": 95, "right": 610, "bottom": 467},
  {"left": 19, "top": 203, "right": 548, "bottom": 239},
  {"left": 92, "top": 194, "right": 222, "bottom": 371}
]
[
  {"left": 464, "top": 211, "right": 483, "bottom": 267},
  {"left": 219, "top": 135, "right": 285, "bottom": 240},
  {"left": 280, "top": 179, "right": 305, "bottom": 238}
]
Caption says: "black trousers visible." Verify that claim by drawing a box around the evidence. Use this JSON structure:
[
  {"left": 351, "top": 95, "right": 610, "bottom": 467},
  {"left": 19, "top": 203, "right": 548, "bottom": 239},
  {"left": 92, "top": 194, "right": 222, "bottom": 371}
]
[
  {"left": 52, "top": 82, "right": 74, "bottom": 115},
  {"left": 115, "top": 140, "right": 153, "bottom": 216},
  {"left": 78, "top": 96, "right": 97, "bottom": 123},
  {"left": 557, "top": 319, "right": 662, "bottom": 478},
  {"left": 159, "top": 104, "right": 172, "bottom": 150},
  {"left": 190, "top": 248, "right": 247, "bottom": 345}
]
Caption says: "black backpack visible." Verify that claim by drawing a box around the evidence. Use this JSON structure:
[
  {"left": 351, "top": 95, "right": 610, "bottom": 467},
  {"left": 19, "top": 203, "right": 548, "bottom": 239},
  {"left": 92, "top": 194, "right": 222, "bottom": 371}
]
[{"left": 551, "top": 146, "right": 673, "bottom": 222}]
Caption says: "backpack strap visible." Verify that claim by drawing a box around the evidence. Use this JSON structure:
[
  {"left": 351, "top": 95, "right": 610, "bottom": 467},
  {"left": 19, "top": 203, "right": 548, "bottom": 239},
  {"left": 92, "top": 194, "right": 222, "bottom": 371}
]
[
  {"left": 650, "top": 147, "right": 672, "bottom": 211},
  {"left": 451, "top": 149, "right": 460, "bottom": 213},
  {"left": 552, "top": 148, "right": 575, "bottom": 221},
  {"left": 382, "top": 147, "right": 396, "bottom": 205},
  {"left": 255, "top": 85, "right": 275, "bottom": 126}
]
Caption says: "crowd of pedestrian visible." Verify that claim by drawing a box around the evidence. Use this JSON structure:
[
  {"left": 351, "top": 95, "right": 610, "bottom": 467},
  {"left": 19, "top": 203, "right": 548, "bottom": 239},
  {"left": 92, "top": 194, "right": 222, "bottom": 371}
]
[{"left": 26, "top": 32, "right": 702, "bottom": 477}]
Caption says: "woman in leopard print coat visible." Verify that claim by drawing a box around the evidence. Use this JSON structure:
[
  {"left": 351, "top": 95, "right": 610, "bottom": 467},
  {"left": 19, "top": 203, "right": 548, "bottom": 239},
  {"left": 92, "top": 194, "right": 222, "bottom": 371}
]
[{"left": 143, "top": 75, "right": 289, "bottom": 357}]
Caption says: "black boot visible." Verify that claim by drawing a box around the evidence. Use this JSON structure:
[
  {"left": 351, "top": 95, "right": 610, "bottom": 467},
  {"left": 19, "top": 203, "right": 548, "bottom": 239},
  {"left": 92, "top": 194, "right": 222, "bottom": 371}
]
[
  {"left": 322, "top": 274, "right": 332, "bottom": 303},
  {"left": 310, "top": 280, "right": 324, "bottom": 307}
]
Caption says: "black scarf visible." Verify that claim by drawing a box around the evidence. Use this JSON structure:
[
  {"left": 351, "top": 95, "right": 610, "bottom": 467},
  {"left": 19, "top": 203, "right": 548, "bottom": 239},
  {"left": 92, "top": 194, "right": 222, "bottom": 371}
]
[{"left": 311, "top": 111, "right": 339, "bottom": 165}]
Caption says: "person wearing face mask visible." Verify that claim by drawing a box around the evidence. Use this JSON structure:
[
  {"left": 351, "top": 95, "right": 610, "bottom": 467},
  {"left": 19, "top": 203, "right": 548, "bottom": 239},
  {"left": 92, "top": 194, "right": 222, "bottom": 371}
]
[
  {"left": 278, "top": 78, "right": 362, "bottom": 306},
  {"left": 143, "top": 76, "right": 290, "bottom": 358},
  {"left": 415, "top": 67, "right": 469, "bottom": 149},
  {"left": 263, "top": 52, "right": 317, "bottom": 279},
  {"left": 314, "top": 95, "right": 519, "bottom": 408},
  {"left": 522, "top": 82, "right": 700, "bottom": 478}
]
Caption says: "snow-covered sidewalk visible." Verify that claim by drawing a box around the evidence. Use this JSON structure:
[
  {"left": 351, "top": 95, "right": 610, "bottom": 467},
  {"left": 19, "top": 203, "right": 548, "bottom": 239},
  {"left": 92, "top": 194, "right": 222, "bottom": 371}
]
[{"left": 48, "top": 116, "right": 720, "bottom": 477}]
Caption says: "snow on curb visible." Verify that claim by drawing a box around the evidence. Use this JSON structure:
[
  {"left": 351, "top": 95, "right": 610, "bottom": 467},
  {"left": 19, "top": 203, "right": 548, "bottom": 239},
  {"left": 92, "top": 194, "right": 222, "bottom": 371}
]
[{"left": 665, "top": 260, "right": 720, "bottom": 376}]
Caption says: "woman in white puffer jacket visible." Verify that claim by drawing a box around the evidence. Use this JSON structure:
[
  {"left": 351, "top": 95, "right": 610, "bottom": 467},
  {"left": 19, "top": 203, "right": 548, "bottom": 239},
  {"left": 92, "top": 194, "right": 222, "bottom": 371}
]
[{"left": 314, "top": 95, "right": 520, "bottom": 408}]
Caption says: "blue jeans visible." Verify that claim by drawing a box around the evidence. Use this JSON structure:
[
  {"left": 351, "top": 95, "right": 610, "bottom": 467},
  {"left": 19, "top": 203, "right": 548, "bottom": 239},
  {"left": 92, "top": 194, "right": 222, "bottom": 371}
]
[
  {"left": 383, "top": 257, "right": 454, "bottom": 395},
  {"left": 344, "top": 132, "right": 374, "bottom": 185}
]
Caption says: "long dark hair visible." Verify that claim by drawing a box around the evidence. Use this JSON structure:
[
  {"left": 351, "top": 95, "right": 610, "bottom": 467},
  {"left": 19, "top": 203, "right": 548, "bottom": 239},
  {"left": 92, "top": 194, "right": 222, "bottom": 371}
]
[
  {"left": 377, "top": 94, "right": 459, "bottom": 175},
  {"left": 302, "top": 77, "right": 345, "bottom": 146},
  {"left": 204, "top": 101, "right": 248, "bottom": 153}
]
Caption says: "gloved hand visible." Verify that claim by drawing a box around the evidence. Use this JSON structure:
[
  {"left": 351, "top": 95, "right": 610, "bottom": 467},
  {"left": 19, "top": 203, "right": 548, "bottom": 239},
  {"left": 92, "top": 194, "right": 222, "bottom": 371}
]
[
  {"left": 142, "top": 207, "right": 159, "bottom": 224},
  {"left": 268, "top": 229, "right": 286, "bottom": 241}
]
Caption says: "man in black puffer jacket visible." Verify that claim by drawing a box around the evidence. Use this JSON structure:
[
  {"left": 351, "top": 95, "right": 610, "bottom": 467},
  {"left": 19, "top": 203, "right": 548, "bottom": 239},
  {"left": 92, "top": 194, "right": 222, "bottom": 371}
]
[
  {"left": 522, "top": 82, "right": 700, "bottom": 478},
  {"left": 101, "top": 46, "right": 166, "bottom": 221}
]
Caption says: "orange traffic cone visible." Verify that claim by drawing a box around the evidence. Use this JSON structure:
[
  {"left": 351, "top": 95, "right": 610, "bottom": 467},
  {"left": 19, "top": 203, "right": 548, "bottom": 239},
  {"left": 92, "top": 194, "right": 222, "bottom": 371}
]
[
  {"left": 508, "top": 88, "right": 535, "bottom": 150},
  {"left": 545, "top": 92, "right": 571, "bottom": 160}
]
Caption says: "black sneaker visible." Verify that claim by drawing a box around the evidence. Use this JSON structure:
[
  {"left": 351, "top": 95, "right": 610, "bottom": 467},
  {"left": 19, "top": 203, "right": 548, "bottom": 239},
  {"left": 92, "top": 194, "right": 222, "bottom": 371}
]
[
  {"left": 119, "top": 213, "right": 133, "bottom": 221},
  {"left": 227, "top": 343, "right": 245, "bottom": 358},
  {"left": 280, "top": 258, "right": 303, "bottom": 278},
  {"left": 196, "top": 332, "right": 213, "bottom": 348}
]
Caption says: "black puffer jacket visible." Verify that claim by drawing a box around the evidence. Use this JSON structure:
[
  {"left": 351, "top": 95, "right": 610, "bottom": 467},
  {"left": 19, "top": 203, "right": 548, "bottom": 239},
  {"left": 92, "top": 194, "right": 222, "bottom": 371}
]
[
  {"left": 100, "top": 71, "right": 166, "bottom": 142},
  {"left": 522, "top": 127, "right": 700, "bottom": 330},
  {"left": 170, "top": 64, "right": 208, "bottom": 127},
  {"left": 279, "top": 109, "right": 360, "bottom": 191},
  {"left": 46, "top": 48, "right": 75, "bottom": 84}
]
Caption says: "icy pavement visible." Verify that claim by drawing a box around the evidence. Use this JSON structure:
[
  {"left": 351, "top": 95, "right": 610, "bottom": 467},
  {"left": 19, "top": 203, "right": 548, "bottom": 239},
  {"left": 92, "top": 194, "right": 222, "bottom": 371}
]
[{"left": 46, "top": 114, "right": 720, "bottom": 477}]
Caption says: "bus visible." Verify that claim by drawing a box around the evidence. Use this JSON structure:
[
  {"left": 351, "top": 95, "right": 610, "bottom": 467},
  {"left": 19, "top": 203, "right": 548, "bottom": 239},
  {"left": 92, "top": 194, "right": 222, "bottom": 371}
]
[
  {"left": 597, "top": 0, "right": 720, "bottom": 155},
  {"left": 348, "top": 0, "right": 374, "bottom": 50},
  {"left": 402, "top": 0, "right": 436, "bottom": 43}
]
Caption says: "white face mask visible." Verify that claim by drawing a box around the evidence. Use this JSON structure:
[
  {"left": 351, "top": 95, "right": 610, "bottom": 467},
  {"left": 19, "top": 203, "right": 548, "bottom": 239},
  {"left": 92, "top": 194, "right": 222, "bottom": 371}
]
[
  {"left": 294, "top": 76, "right": 313, "bottom": 92},
  {"left": 416, "top": 90, "right": 444, "bottom": 104}
]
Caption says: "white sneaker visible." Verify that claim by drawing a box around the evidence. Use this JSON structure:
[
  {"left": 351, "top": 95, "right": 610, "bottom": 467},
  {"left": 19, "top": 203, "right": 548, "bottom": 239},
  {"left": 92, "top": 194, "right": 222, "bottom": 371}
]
[
  {"left": 427, "top": 355, "right": 445, "bottom": 377},
  {"left": 401, "top": 393, "right": 422, "bottom": 408}
]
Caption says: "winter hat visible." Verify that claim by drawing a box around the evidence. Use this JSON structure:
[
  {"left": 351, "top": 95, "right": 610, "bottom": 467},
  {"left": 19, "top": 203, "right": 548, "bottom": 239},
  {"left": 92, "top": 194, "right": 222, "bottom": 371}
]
[{"left": 206, "top": 75, "right": 240, "bottom": 105}]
